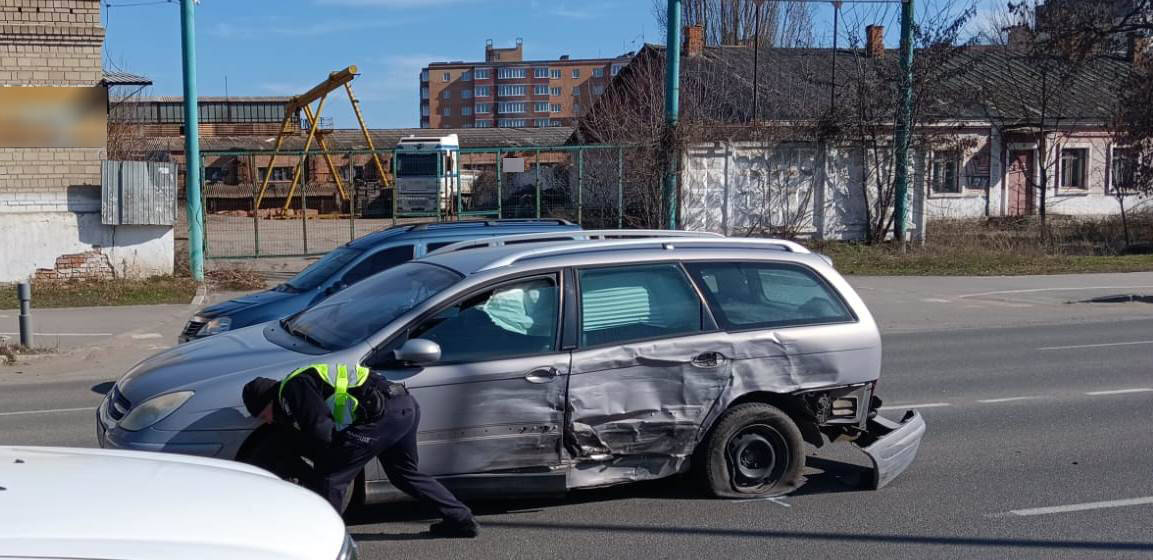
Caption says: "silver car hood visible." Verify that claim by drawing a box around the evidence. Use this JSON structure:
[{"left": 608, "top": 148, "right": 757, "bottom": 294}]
[{"left": 117, "top": 323, "right": 307, "bottom": 404}]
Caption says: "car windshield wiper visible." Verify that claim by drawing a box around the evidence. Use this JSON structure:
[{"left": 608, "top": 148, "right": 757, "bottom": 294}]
[{"left": 280, "top": 318, "right": 328, "bottom": 350}]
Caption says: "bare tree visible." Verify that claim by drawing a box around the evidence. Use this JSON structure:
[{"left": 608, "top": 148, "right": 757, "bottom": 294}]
[{"left": 652, "top": 0, "right": 815, "bottom": 47}]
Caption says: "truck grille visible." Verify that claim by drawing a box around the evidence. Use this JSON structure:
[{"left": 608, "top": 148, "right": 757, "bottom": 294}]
[
  {"left": 108, "top": 386, "right": 132, "bottom": 421},
  {"left": 182, "top": 319, "right": 205, "bottom": 338}
]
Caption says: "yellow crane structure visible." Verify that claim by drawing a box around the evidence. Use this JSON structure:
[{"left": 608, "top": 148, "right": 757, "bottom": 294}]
[{"left": 254, "top": 66, "right": 389, "bottom": 211}]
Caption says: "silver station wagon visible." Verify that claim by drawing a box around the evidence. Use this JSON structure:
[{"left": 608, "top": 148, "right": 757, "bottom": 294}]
[{"left": 99, "top": 232, "right": 924, "bottom": 504}]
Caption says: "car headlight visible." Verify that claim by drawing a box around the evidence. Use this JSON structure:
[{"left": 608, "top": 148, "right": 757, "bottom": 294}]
[
  {"left": 198, "top": 316, "right": 232, "bottom": 336},
  {"left": 337, "top": 533, "right": 359, "bottom": 560},
  {"left": 118, "top": 391, "right": 195, "bottom": 432}
]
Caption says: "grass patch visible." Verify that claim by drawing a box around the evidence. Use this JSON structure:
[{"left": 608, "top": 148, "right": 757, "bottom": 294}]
[
  {"left": 206, "top": 269, "right": 267, "bottom": 292},
  {"left": 0, "top": 344, "right": 56, "bottom": 365},
  {"left": 0, "top": 276, "right": 198, "bottom": 310}
]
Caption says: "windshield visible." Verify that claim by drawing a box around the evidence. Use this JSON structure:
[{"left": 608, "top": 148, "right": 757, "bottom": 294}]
[
  {"left": 283, "top": 262, "right": 461, "bottom": 350},
  {"left": 283, "top": 247, "right": 363, "bottom": 291},
  {"left": 397, "top": 153, "right": 438, "bottom": 177}
]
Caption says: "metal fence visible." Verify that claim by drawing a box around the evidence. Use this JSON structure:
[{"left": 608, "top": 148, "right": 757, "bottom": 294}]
[{"left": 194, "top": 145, "right": 649, "bottom": 259}]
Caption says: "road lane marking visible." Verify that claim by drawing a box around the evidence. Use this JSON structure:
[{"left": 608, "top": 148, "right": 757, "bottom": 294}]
[
  {"left": 879, "top": 402, "right": 951, "bottom": 411},
  {"left": 0, "top": 332, "right": 113, "bottom": 337},
  {"left": 959, "top": 286, "right": 1153, "bottom": 299},
  {"left": 1038, "top": 340, "right": 1153, "bottom": 351},
  {"left": 1007, "top": 496, "right": 1153, "bottom": 517},
  {"left": 978, "top": 396, "right": 1042, "bottom": 404},
  {"left": 0, "top": 406, "right": 94, "bottom": 417},
  {"left": 1085, "top": 388, "right": 1153, "bottom": 396},
  {"left": 130, "top": 333, "right": 163, "bottom": 340}
]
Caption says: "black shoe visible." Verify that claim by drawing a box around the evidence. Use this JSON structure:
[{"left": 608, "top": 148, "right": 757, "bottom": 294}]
[{"left": 428, "top": 518, "right": 480, "bottom": 538}]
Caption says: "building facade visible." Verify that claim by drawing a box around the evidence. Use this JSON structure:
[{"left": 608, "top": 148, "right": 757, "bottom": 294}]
[
  {"left": 0, "top": 0, "right": 172, "bottom": 282},
  {"left": 420, "top": 39, "right": 631, "bottom": 129}
]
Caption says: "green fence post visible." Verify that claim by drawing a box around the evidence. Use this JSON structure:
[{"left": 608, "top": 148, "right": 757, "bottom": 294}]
[
  {"left": 535, "top": 149, "right": 541, "bottom": 219},
  {"left": 390, "top": 149, "right": 398, "bottom": 227},
  {"left": 199, "top": 156, "right": 208, "bottom": 259},
  {"left": 347, "top": 154, "right": 356, "bottom": 242},
  {"left": 577, "top": 148, "right": 584, "bottom": 226},
  {"left": 497, "top": 149, "right": 503, "bottom": 219},
  {"left": 301, "top": 163, "right": 309, "bottom": 255},
  {"left": 251, "top": 155, "right": 260, "bottom": 257},
  {"left": 618, "top": 146, "right": 624, "bottom": 228}
]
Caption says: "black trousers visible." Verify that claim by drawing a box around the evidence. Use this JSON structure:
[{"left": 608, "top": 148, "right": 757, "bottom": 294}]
[{"left": 251, "top": 394, "right": 473, "bottom": 523}]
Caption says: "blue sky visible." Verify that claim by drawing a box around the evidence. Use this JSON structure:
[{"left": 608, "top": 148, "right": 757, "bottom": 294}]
[{"left": 102, "top": 0, "right": 1004, "bottom": 129}]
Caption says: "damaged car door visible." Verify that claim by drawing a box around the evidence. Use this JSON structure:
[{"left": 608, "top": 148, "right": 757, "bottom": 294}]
[
  {"left": 371, "top": 272, "right": 570, "bottom": 483},
  {"left": 565, "top": 263, "right": 731, "bottom": 479}
]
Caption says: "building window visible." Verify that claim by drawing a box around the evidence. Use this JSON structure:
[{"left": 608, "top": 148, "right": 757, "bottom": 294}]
[
  {"left": 498, "top": 67, "right": 528, "bottom": 79},
  {"left": 592, "top": 84, "right": 605, "bottom": 95},
  {"left": 475, "top": 103, "right": 491, "bottom": 114},
  {"left": 461, "top": 123, "right": 474, "bottom": 128},
  {"left": 573, "top": 102, "right": 581, "bottom": 114},
  {"left": 498, "top": 119, "right": 527, "bottom": 127},
  {"left": 1111, "top": 147, "right": 1137, "bottom": 193},
  {"left": 420, "top": 69, "right": 429, "bottom": 82},
  {"left": 442, "top": 72, "right": 451, "bottom": 82},
  {"left": 550, "top": 87, "right": 561, "bottom": 96},
  {"left": 593, "top": 67, "right": 604, "bottom": 78},
  {"left": 442, "top": 107, "right": 452, "bottom": 117},
  {"left": 420, "top": 87, "right": 429, "bottom": 99},
  {"left": 534, "top": 84, "right": 549, "bottom": 96},
  {"left": 258, "top": 167, "right": 294, "bottom": 182},
  {"left": 340, "top": 165, "right": 366, "bottom": 182},
  {"left": 441, "top": 90, "right": 451, "bottom": 99},
  {"left": 550, "top": 103, "right": 562, "bottom": 113},
  {"left": 930, "top": 150, "right": 960, "bottom": 194},
  {"left": 462, "top": 106, "right": 472, "bottom": 116},
  {"left": 534, "top": 119, "right": 552, "bottom": 127},
  {"left": 572, "top": 86, "right": 580, "bottom": 96},
  {"left": 611, "top": 63, "right": 623, "bottom": 76},
  {"left": 421, "top": 105, "right": 430, "bottom": 117},
  {"left": 475, "top": 68, "right": 492, "bottom": 79},
  {"left": 534, "top": 101, "right": 549, "bottom": 112},
  {"left": 475, "top": 120, "right": 493, "bottom": 128},
  {"left": 1060, "top": 148, "right": 1088, "bottom": 189},
  {"left": 461, "top": 71, "right": 472, "bottom": 81},
  {"left": 571, "top": 69, "right": 581, "bottom": 79},
  {"left": 498, "top": 102, "right": 526, "bottom": 114},
  {"left": 462, "top": 90, "right": 472, "bottom": 99},
  {"left": 535, "top": 67, "right": 549, "bottom": 78},
  {"left": 474, "top": 86, "right": 491, "bottom": 97},
  {"left": 498, "top": 84, "right": 528, "bottom": 96},
  {"left": 550, "top": 69, "right": 561, "bottom": 79},
  {"left": 421, "top": 122, "right": 430, "bottom": 128},
  {"left": 204, "top": 166, "right": 226, "bottom": 183}
]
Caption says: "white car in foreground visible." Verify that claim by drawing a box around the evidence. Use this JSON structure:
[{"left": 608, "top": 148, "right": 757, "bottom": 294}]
[{"left": 0, "top": 446, "right": 356, "bottom": 560}]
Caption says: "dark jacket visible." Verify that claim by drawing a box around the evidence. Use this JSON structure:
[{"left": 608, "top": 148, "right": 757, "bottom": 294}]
[{"left": 274, "top": 370, "right": 388, "bottom": 456}]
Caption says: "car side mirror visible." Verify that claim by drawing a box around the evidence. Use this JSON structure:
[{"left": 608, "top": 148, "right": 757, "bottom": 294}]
[{"left": 393, "top": 338, "right": 441, "bottom": 365}]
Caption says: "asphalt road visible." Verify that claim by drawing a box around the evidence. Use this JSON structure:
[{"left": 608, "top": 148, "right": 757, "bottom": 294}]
[{"left": 3, "top": 314, "right": 1151, "bottom": 559}]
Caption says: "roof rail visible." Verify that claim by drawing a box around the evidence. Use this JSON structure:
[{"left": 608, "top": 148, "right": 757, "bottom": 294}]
[
  {"left": 476, "top": 237, "right": 812, "bottom": 272},
  {"left": 406, "top": 218, "right": 574, "bottom": 231},
  {"left": 426, "top": 229, "right": 721, "bottom": 256}
]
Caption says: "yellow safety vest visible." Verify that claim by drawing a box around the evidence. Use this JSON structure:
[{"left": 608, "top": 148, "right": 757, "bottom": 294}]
[{"left": 279, "top": 363, "right": 371, "bottom": 431}]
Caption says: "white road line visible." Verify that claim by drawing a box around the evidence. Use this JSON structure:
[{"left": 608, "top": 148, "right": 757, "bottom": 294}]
[
  {"left": 958, "top": 285, "right": 1153, "bottom": 299},
  {"left": 1038, "top": 340, "right": 1153, "bottom": 351},
  {"left": 0, "top": 331, "right": 113, "bottom": 337},
  {"left": 0, "top": 406, "right": 94, "bottom": 417},
  {"left": 879, "top": 402, "right": 951, "bottom": 411},
  {"left": 1007, "top": 496, "right": 1153, "bottom": 517},
  {"left": 130, "top": 333, "right": 163, "bottom": 340},
  {"left": 1085, "top": 388, "right": 1153, "bottom": 396},
  {"left": 978, "top": 396, "right": 1042, "bottom": 404}
]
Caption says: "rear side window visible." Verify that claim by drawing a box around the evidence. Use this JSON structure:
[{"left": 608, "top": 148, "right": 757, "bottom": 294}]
[
  {"left": 685, "top": 262, "right": 853, "bottom": 329},
  {"left": 340, "top": 245, "right": 414, "bottom": 285},
  {"left": 578, "top": 264, "right": 703, "bottom": 347}
]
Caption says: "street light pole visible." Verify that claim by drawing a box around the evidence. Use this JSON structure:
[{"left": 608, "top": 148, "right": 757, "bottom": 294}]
[
  {"left": 180, "top": 0, "right": 204, "bottom": 281},
  {"left": 893, "top": 0, "right": 915, "bottom": 251},
  {"left": 663, "top": 0, "right": 682, "bottom": 230}
]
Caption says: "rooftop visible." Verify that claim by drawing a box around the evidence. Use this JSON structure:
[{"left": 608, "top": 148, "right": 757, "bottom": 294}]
[
  {"left": 101, "top": 70, "right": 152, "bottom": 87},
  {"left": 427, "top": 53, "right": 633, "bottom": 68},
  {"left": 131, "top": 126, "right": 576, "bottom": 153}
]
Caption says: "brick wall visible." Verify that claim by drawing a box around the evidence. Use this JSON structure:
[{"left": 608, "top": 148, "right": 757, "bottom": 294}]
[{"left": 0, "top": 0, "right": 105, "bottom": 210}]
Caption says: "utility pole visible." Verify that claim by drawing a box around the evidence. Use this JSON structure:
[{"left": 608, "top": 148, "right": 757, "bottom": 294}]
[
  {"left": 752, "top": 0, "right": 762, "bottom": 126},
  {"left": 663, "top": 0, "right": 681, "bottom": 230},
  {"left": 893, "top": 0, "right": 915, "bottom": 251},
  {"left": 180, "top": 0, "right": 204, "bottom": 281}
]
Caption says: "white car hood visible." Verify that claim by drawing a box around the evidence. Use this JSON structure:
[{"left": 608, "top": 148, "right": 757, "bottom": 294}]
[{"left": 0, "top": 447, "right": 345, "bottom": 560}]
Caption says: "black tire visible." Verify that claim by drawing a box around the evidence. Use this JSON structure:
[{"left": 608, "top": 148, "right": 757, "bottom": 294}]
[{"left": 698, "top": 402, "right": 805, "bottom": 498}]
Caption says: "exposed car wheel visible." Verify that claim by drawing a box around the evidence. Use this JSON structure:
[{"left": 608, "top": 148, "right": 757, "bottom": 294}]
[
  {"left": 699, "top": 403, "right": 805, "bottom": 498},
  {"left": 237, "top": 429, "right": 362, "bottom": 514}
]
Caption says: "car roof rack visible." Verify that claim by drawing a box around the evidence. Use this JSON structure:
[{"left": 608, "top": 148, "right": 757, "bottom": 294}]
[
  {"left": 475, "top": 236, "right": 812, "bottom": 272},
  {"left": 403, "top": 218, "right": 574, "bottom": 232},
  {"left": 426, "top": 229, "right": 721, "bottom": 256}
]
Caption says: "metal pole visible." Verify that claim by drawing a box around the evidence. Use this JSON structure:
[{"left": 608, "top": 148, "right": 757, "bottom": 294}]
[
  {"left": 663, "top": 0, "right": 682, "bottom": 230},
  {"left": 578, "top": 148, "right": 584, "bottom": 226},
  {"left": 180, "top": 0, "right": 204, "bottom": 281},
  {"left": 17, "top": 282, "right": 32, "bottom": 347},
  {"left": 497, "top": 149, "right": 503, "bottom": 219},
  {"left": 752, "top": 0, "right": 761, "bottom": 127},
  {"left": 535, "top": 149, "right": 541, "bottom": 219},
  {"left": 893, "top": 0, "right": 915, "bottom": 250},
  {"left": 617, "top": 146, "right": 624, "bottom": 228},
  {"left": 301, "top": 159, "right": 309, "bottom": 254},
  {"left": 250, "top": 155, "right": 260, "bottom": 257},
  {"left": 831, "top": 0, "right": 842, "bottom": 110},
  {"left": 348, "top": 154, "right": 356, "bottom": 242}
]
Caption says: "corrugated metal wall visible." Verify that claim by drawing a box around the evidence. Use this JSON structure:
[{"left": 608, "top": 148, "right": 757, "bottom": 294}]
[{"left": 101, "top": 160, "right": 177, "bottom": 225}]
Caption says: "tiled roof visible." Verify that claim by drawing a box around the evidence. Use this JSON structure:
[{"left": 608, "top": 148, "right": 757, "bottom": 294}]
[{"left": 101, "top": 70, "right": 152, "bottom": 86}]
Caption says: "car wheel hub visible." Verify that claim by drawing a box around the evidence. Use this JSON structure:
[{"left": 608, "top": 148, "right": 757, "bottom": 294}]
[{"left": 727, "top": 424, "right": 787, "bottom": 491}]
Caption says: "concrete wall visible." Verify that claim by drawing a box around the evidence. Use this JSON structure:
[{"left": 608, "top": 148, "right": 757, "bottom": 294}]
[{"left": 681, "top": 128, "right": 1149, "bottom": 240}]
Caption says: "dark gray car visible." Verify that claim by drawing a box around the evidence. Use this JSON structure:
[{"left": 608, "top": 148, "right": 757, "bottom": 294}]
[{"left": 100, "top": 234, "right": 923, "bottom": 504}]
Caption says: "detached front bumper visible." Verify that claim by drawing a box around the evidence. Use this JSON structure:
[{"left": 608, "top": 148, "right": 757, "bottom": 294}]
[{"left": 853, "top": 409, "right": 926, "bottom": 489}]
